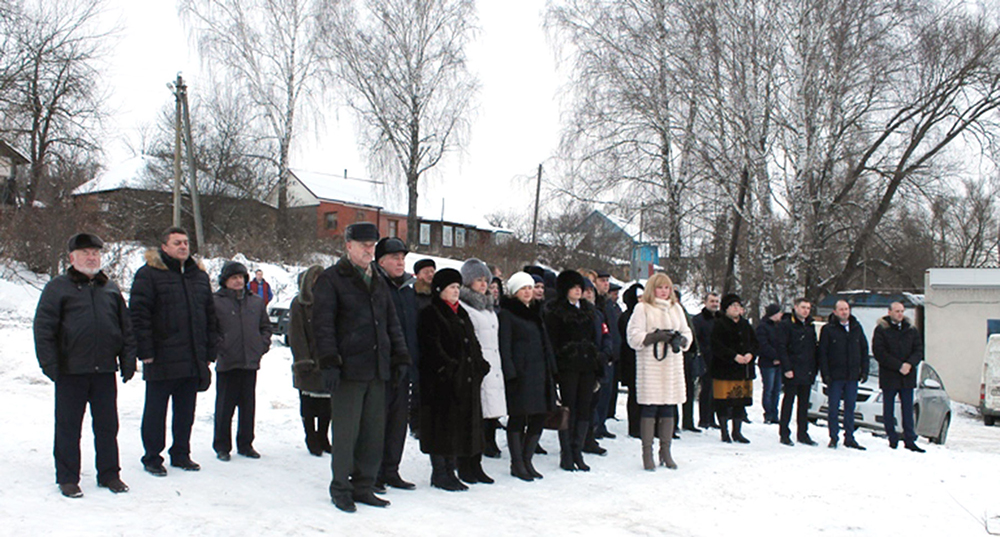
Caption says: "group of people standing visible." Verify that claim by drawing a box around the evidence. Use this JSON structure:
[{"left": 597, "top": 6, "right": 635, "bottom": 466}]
[
  {"left": 34, "top": 227, "right": 274, "bottom": 498},
  {"left": 32, "top": 221, "right": 927, "bottom": 508}
]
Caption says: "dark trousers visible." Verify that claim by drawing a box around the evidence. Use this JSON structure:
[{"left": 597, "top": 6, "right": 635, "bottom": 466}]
[
  {"left": 213, "top": 369, "right": 257, "bottom": 454},
  {"left": 883, "top": 387, "right": 916, "bottom": 445},
  {"left": 697, "top": 372, "right": 715, "bottom": 426},
  {"left": 379, "top": 377, "right": 410, "bottom": 480},
  {"left": 779, "top": 383, "right": 811, "bottom": 440},
  {"left": 141, "top": 377, "right": 198, "bottom": 466},
  {"left": 54, "top": 373, "right": 120, "bottom": 485},
  {"left": 682, "top": 360, "right": 697, "bottom": 428},
  {"left": 626, "top": 381, "right": 641, "bottom": 438},
  {"left": 827, "top": 380, "right": 859, "bottom": 442},
  {"left": 592, "top": 361, "right": 615, "bottom": 431},
  {"left": 760, "top": 366, "right": 783, "bottom": 422},
  {"left": 607, "top": 361, "right": 620, "bottom": 419},
  {"left": 558, "top": 370, "right": 596, "bottom": 441},
  {"left": 329, "top": 379, "right": 386, "bottom": 499}
]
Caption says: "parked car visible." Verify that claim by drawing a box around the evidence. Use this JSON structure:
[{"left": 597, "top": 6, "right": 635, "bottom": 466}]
[
  {"left": 268, "top": 299, "right": 292, "bottom": 345},
  {"left": 808, "top": 357, "right": 951, "bottom": 444},
  {"left": 980, "top": 334, "right": 1000, "bottom": 425}
]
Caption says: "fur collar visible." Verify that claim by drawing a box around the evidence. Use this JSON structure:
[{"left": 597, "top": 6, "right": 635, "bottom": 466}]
[
  {"left": 877, "top": 315, "right": 913, "bottom": 330},
  {"left": 414, "top": 279, "right": 432, "bottom": 296},
  {"left": 459, "top": 287, "right": 493, "bottom": 311},
  {"left": 500, "top": 295, "right": 542, "bottom": 322},
  {"left": 546, "top": 297, "right": 595, "bottom": 324},
  {"left": 67, "top": 266, "right": 108, "bottom": 286},
  {"left": 144, "top": 248, "right": 206, "bottom": 273}
]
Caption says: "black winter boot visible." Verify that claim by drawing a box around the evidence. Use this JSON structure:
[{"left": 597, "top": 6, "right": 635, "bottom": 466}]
[
  {"left": 572, "top": 421, "right": 591, "bottom": 471},
  {"left": 430, "top": 455, "right": 466, "bottom": 491},
  {"left": 456, "top": 456, "right": 479, "bottom": 484},
  {"left": 522, "top": 433, "right": 543, "bottom": 479},
  {"left": 719, "top": 419, "right": 732, "bottom": 443},
  {"left": 732, "top": 417, "right": 750, "bottom": 444},
  {"left": 507, "top": 430, "right": 533, "bottom": 482},
  {"left": 303, "top": 418, "right": 322, "bottom": 456},
  {"left": 583, "top": 427, "right": 607, "bottom": 455},
  {"left": 471, "top": 454, "right": 494, "bottom": 484},
  {"left": 558, "top": 429, "right": 575, "bottom": 471},
  {"left": 484, "top": 419, "right": 502, "bottom": 459},
  {"left": 318, "top": 416, "right": 332, "bottom": 453}
]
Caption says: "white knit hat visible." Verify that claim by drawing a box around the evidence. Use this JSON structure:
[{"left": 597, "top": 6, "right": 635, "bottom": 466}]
[{"left": 506, "top": 271, "right": 535, "bottom": 297}]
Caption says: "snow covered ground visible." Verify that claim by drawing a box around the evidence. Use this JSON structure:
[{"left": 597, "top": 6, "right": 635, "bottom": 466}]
[{"left": 2, "top": 256, "right": 999, "bottom": 536}]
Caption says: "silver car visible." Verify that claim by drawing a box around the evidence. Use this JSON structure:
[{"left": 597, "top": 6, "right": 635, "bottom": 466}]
[{"left": 807, "top": 358, "right": 952, "bottom": 444}]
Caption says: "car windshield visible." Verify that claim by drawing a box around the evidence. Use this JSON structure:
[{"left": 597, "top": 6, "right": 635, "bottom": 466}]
[{"left": 868, "top": 356, "right": 879, "bottom": 377}]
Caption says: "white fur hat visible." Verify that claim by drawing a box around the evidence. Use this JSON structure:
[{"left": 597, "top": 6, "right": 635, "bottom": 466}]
[{"left": 506, "top": 271, "right": 535, "bottom": 297}]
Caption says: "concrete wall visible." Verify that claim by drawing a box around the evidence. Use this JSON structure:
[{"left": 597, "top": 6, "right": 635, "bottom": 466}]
[{"left": 924, "top": 270, "right": 1000, "bottom": 405}]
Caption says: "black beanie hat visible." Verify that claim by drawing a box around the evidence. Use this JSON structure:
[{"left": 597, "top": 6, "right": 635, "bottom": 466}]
[
  {"left": 721, "top": 293, "right": 742, "bottom": 312},
  {"left": 432, "top": 268, "right": 463, "bottom": 295},
  {"left": 764, "top": 303, "right": 781, "bottom": 318},
  {"left": 67, "top": 232, "right": 104, "bottom": 252},
  {"left": 219, "top": 261, "right": 249, "bottom": 287},
  {"left": 414, "top": 258, "right": 436, "bottom": 274},
  {"left": 375, "top": 237, "right": 408, "bottom": 260},
  {"left": 556, "top": 270, "right": 587, "bottom": 298}
]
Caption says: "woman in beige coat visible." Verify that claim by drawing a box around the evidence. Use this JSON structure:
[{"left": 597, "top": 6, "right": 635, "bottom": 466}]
[{"left": 627, "top": 273, "right": 692, "bottom": 470}]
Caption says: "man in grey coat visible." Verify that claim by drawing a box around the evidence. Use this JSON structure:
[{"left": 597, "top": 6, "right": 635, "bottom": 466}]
[
  {"left": 34, "top": 233, "right": 135, "bottom": 498},
  {"left": 212, "top": 261, "right": 272, "bottom": 461}
]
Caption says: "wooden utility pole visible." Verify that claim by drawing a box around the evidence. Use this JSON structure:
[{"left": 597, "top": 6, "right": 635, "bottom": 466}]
[
  {"left": 178, "top": 81, "right": 205, "bottom": 249},
  {"left": 171, "top": 74, "right": 183, "bottom": 227},
  {"left": 531, "top": 164, "right": 542, "bottom": 247}
]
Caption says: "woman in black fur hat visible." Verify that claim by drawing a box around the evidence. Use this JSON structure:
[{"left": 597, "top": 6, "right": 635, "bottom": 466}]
[
  {"left": 709, "top": 294, "right": 759, "bottom": 443},
  {"left": 417, "top": 268, "right": 491, "bottom": 491},
  {"left": 543, "top": 270, "right": 603, "bottom": 472}
]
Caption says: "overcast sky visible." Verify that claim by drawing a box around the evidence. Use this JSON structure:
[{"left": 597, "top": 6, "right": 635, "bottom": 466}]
[{"left": 102, "top": 1, "right": 565, "bottom": 227}]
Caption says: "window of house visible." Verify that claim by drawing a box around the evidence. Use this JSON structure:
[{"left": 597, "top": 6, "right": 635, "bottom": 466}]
[
  {"left": 355, "top": 210, "right": 366, "bottom": 222},
  {"left": 325, "top": 211, "right": 338, "bottom": 230},
  {"left": 419, "top": 223, "right": 431, "bottom": 245},
  {"left": 388, "top": 219, "right": 398, "bottom": 238},
  {"left": 455, "top": 227, "right": 466, "bottom": 248},
  {"left": 442, "top": 225, "right": 453, "bottom": 247}
]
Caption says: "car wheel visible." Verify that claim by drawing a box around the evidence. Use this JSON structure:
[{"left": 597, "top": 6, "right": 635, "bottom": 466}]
[
  {"left": 986, "top": 415, "right": 996, "bottom": 426},
  {"left": 931, "top": 414, "right": 950, "bottom": 445}
]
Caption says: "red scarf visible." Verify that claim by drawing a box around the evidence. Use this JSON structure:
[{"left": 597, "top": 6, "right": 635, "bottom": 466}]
[{"left": 445, "top": 300, "right": 460, "bottom": 314}]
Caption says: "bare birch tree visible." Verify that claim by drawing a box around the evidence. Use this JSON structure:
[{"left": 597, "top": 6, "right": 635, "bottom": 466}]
[
  {"left": 0, "top": 0, "right": 116, "bottom": 207},
  {"left": 179, "top": 0, "right": 326, "bottom": 248},
  {"left": 320, "top": 0, "right": 478, "bottom": 248}
]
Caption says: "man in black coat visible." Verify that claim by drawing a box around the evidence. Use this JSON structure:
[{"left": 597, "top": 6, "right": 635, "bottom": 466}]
[
  {"left": 818, "top": 300, "right": 869, "bottom": 450},
  {"left": 872, "top": 302, "right": 925, "bottom": 452},
  {"left": 211, "top": 261, "right": 272, "bottom": 461},
  {"left": 130, "top": 227, "right": 217, "bottom": 476},
  {"left": 692, "top": 292, "right": 720, "bottom": 428},
  {"left": 756, "top": 304, "right": 783, "bottom": 425},
  {"left": 313, "top": 223, "right": 410, "bottom": 513},
  {"left": 776, "top": 298, "right": 818, "bottom": 446},
  {"left": 374, "top": 237, "right": 418, "bottom": 491},
  {"left": 593, "top": 271, "right": 621, "bottom": 439},
  {"left": 34, "top": 233, "right": 136, "bottom": 498}
]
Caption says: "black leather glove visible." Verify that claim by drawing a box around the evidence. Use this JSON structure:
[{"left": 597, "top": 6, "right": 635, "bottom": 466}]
[
  {"left": 860, "top": 373, "right": 869, "bottom": 384},
  {"left": 121, "top": 368, "right": 135, "bottom": 383},
  {"left": 392, "top": 364, "right": 409, "bottom": 389},
  {"left": 644, "top": 329, "right": 675, "bottom": 346},
  {"left": 322, "top": 367, "right": 341, "bottom": 394},
  {"left": 669, "top": 332, "right": 689, "bottom": 355},
  {"left": 643, "top": 331, "right": 659, "bottom": 346}
]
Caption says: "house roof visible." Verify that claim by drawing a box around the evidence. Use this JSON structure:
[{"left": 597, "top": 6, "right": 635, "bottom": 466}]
[
  {"left": 0, "top": 140, "right": 29, "bottom": 165},
  {"left": 73, "top": 155, "right": 237, "bottom": 197},
  {"left": 283, "top": 169, "right": 389, "bottom": 210}
]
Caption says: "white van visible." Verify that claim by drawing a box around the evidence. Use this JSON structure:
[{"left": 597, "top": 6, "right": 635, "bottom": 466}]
[{"left": 980, "top": 334, "right": 1000, "bottom": 425}]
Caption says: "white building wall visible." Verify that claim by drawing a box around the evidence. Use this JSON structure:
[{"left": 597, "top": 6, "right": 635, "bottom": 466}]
[{"left": 924, "top": 269, "right": 1000, "bottom": 405}]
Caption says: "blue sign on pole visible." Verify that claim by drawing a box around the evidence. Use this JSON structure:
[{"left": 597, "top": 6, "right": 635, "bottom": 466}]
[{"left": 632, "top": 244, "right": 659, "bottom": 281}]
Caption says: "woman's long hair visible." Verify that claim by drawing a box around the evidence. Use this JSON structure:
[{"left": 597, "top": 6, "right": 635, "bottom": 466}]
[{"left": 640, "top": 273, "right": 675, "bottom": 307}]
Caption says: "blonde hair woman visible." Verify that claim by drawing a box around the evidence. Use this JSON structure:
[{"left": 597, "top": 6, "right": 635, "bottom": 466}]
[{"left": 626, "top": 273, "right": 692, "bottom": 470}]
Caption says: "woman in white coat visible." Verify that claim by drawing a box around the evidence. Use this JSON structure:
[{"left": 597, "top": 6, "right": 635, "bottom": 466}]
[
  {"left": 627, "top": 273, "right": 692, "bottom": 471},
  {"left": 458, "top": 258, "right": 507, "bottom": 482}
]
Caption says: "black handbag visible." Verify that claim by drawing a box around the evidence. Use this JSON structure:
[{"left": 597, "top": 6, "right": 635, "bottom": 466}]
[{"left": 544, "top": 402, "right": 570, "bottom": 431}]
